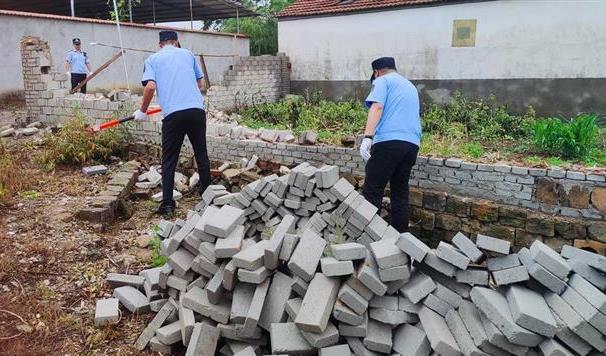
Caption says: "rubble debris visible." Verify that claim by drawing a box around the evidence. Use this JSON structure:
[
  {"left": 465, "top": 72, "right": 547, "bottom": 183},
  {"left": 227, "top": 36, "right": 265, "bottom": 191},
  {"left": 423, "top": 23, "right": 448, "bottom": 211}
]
[{"left": 96, "top": 162, "right": 606, "bottom": 355}]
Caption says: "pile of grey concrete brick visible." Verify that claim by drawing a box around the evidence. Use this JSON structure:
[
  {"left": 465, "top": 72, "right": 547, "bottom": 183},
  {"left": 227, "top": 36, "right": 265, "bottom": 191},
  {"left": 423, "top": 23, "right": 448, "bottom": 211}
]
[{"left": 95, "top": 162, "right": 606, "bottom": 355}]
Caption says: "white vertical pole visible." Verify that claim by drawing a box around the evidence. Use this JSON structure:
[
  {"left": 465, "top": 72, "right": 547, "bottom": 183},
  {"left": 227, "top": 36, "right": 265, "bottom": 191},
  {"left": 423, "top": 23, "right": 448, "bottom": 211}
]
[
  {"left": 152, "top": 0, "right": 156, "bottom": 25},
  {"left": 112, "top": 0, "right": 131, "bottom": 91},
  {"left": 190, "top": 0, "right": 194, "bottom": 30},
  {"left": 70, "top": 0, "right": 75, "bottom": 17},
  {"left": 128, "top": 0, "right": 133, "bottom": 22}
]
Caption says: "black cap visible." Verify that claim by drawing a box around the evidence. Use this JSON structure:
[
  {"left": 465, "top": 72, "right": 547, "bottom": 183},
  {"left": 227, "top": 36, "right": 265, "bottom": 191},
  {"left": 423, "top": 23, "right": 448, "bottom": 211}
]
[
  {"left": 72, "top": 38, "right": 81, "bottom": 44},
  {"left": 159, "top": 30, "right": 178, "bottom": 42},
  {"left": 372, "top": 57, "right": 396, "bottom": 71}
]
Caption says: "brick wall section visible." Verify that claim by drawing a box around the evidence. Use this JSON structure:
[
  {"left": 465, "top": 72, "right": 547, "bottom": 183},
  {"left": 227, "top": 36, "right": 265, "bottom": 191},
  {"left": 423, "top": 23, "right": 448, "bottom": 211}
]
[
  {"left": 206, "top": 54, "right": 290, "bottom": 112},
  {"left": 408, "top": 188, "right": 606, "bottom": 252}
]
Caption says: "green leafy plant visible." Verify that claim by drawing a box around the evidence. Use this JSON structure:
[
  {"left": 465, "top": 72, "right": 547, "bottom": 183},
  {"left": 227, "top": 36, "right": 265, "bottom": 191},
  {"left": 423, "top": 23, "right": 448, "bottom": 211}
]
[
  {"left": 149, "top": 236, "right": 167, "bottom": 267},
  {"left": 532, "top": 113, "right": 600, "bottom": 159},
  {"left": 37, "top": 108, "right": 131, "bottom": 171},
  {"left": 462, "top": 143, "right": 485, "bottom": 159}
]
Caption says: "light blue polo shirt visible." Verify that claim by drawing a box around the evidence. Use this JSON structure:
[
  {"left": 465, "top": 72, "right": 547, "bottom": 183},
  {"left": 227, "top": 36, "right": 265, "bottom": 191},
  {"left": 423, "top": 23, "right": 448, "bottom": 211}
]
[
  {"left": 142, "top": 45, "right": 205, "bottom": 118},
  {"left": 65, "top": 50, "right": 90, "bottom": 74},
  {"left": 365, "top": 72, "right": 422, "bottom": 146}
]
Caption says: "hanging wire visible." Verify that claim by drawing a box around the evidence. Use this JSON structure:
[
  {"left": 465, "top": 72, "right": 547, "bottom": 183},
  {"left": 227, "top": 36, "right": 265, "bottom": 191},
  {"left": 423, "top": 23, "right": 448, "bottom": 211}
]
[{"left": 112, "top": 0, "right": 131, "bottom": 92}]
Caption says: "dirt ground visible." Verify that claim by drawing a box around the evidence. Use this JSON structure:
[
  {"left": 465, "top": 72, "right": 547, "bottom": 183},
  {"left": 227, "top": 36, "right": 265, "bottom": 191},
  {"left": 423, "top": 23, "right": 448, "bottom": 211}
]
[{"left": 0, "top": 129, "right": 199, "bottom": 355}]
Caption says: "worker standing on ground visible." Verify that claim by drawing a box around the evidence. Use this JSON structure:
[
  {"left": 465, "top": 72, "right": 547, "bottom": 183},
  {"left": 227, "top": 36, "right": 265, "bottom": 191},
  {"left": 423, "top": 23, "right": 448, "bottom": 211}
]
[
  {"left": 360, "top": 57, "right": 422, "bottom": 233},
  {"left": 65, "top": 38, "right": 92, "bottom": 93},
  {"left": 134, "top": 30, "right": 210, "bottom": 217}
]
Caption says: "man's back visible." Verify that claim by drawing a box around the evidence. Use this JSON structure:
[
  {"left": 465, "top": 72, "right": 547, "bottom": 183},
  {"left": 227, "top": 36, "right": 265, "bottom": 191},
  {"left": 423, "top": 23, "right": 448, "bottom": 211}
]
[
  {"left": 366, "top": 72, "right": 421, "bottom": 146},
  {"left": 143, "top": 45, "right": 204, "bottom": 117}
]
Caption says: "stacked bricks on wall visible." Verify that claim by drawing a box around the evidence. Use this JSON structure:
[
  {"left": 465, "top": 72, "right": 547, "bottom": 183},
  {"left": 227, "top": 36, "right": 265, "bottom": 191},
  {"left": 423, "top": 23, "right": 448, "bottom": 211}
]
[{"left": 96, "top": 162, "right": 606, "bottom": 355}]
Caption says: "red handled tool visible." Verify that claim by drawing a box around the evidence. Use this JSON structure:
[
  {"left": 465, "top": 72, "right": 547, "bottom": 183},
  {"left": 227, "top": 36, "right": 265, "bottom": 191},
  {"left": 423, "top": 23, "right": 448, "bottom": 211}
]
[{"left": 88, "top": 107, "right": 162, "bottom": 133}]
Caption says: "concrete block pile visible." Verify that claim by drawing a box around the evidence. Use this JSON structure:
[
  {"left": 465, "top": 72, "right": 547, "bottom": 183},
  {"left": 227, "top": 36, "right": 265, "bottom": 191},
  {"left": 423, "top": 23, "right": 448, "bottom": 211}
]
[{"left": 96, "top": 162, "right": 606, "bottom": 355}]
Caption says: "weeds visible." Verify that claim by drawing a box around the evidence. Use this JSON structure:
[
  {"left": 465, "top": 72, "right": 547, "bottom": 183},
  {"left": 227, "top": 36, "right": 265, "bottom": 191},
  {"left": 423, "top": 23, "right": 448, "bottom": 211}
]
[
  {"left": 0, "top": 139, "right": 33, "bottom": 206},
  {"left": 37, "top": 108, "right": 130, "bottom": 171},
  {"left": 532, "top": 113, "right": 601, "bottom": 159},
  {"left": 149, "top": 235, "right": 167, "bottom": 267}
]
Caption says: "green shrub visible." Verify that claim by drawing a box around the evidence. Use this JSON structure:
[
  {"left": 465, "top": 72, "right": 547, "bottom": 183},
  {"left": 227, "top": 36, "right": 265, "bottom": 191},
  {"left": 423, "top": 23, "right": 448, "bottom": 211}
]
[
  {"left": 532, "top": 113, "right": 600, "bottom": 159},
  {"left": 422, "top": 92, "right": 536, "bottom": 141},
  {"left": 462, "top": 143, "right": 485, "bottom": 159},
  {"left": 37, "top": 108, "right": 131, "bottom": 171}
]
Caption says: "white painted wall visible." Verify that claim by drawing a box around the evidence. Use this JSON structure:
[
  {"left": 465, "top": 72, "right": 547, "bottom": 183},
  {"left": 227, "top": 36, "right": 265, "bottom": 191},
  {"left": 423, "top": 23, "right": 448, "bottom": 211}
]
[
  {"left": 278, "top": 0, "right": 606, "bottom": 81},
  {"left": 0, "top": 11, "right": 249, "bottom": 98}
]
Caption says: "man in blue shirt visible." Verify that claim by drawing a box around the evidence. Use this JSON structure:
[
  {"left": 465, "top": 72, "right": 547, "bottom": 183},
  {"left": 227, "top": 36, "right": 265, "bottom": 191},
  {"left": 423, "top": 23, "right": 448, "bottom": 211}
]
[
  {"left": 65, "top": 38, "right": 92, "bottom": 93},
  {"left": 360, "top": 57, "right": 421, "bottom": 233},
  {"left": 134, "top": 30, "right": 210, "bottom": 216}
]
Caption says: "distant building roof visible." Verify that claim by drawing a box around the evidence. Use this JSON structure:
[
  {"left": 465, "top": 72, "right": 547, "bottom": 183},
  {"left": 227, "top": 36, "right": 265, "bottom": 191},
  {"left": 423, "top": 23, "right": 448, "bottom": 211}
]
[{"left": 278, "top": 0, "right": 472, "bottom": 19}]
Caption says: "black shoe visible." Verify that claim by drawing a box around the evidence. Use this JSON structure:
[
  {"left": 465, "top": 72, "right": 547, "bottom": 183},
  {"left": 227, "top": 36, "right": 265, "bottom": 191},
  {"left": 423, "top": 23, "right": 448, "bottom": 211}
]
[{"left": 156, "top": 200, "right": 176, "bottom": 218}]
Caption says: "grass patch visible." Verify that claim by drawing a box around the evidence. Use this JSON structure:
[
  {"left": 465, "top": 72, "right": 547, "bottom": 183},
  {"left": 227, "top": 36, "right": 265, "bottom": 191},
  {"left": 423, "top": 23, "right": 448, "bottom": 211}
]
[
  {"left": 0, "top": 139, "right": 34, "bottom": 206},
  {"left": 37, "top": 108, "right": 131, "bottom": 171}
]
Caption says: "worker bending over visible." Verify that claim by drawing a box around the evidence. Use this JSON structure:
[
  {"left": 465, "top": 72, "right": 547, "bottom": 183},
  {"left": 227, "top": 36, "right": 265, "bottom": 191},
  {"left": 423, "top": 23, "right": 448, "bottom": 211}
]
[
  {"left": 134, "top": 30, "right": 210, "bottom": 217},
  {"left": 360, "top": 57, "right": 422, "bottom": 233}
]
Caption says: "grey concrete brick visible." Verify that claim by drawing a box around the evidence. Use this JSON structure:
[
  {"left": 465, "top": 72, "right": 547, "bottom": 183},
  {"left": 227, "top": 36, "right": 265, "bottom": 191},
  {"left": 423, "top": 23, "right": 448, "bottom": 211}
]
[
  {"left": 331, "top": 242, "right": 367, "bottom": 261},
  {"left": 399, "top": 295, "right": 422, "bottom": 314},
  {"left": 106, "top": 273, "right": 145, "bottom": 289},
  {"left": 566, "top": 171, "right": 586, "bottom": 180},
  {"left": 182, "top": 286, "right": 230, "bottom": 324},
  {"left": 357, "top": 257, "right": 388, "bottom": 296},
  {"left": 365, "top": 215, "right": 389, "bottom": 241},
  {"left": 368, "top": 295, "right": 397, "bottom": 310},
  {"left": 378, "top": 264, "right": 411, "bottom": 282},
  {"left": 561, "top": 286, "right": 606, "bottom": 334},
  {"left": 487, "top": 254, "right": 520, "bottom": 271},
  {"left": 421, "top": 265, "right": 472, "bottom": 298},
  {"left": 530, "top": 240, "right": 571, "bottom": 280},
  {"left": 418, "top": 306, "right": 461, "bottom": 356},
  {"left": 370, "top": 307, "right": 415, "bottom": 326},
  {"left": 424, "top": 250, "right": 457, "bottom": 277},
  {"left": 259, "top": 271, "right": 293, "bottom": 330},
  {"left": 168, "top": 248, "right": 196, "bottom": 277},
  {"left": 198, "top": 242, "right": 217, "bottom": 264},
  {"left": 223, "top": 260, "right": 237, "bottom": 291},
  {"left": 476, "top": 234, "right": 510, "bottom": 255},
  {"left": 339, "top": 283, "right": 368, "bottom": 315},
  {"left": 330, "top": 178, "right": 355, "bottom": 201},
  {"left": 232, "top": 346, "right": 256, "bottom": 356},
  {"left": 492, "top": 265, "right": 530, "bottom": 286},
  {"left": 149, "top": 299, "right": 168, "bottom": 312},
  {"left": 456, "top": 269, "right": 489, "bottom": 286},
  {"left": 568, "top": 258, "right": 606, "bottom": 290},
  {"left": 539, "top": 339, "right": 574, "bottom": 356},
  {"left": 423, "top": 293, "right": 453, "bottom": 317},
  {"left": 169, "top": 213, "right": 201, "bottom": 254},
  {"left": 470, "top": 287, "right": 542, "bottom": 347},
  {"left": 518, "top": 247, "right": 567, "bottom": 294},
  {"left": 506, "top": 285, "right": 557, "bottom": 337},
  {"left": 292, "top": 274, "right": 309, "bottom": 297},
  {"left": 544, "top": 291, "right": 606, "bottom": 352},
  {"left": 345, "top": 276, "right": 374, "bottom": 301},
  {"left": 238, "top": 266, "right": 269, "bottom": 284},
  {"left": 204, "top": 205, "right": 244, "bottom": 238},
  {"left": 334, "top": 300, "right": 364, "bottom": 327},
  {"left": 231, "top": 283, "right": 255, "bottom": 324},
  {"left": 150, "top": 336, "right": 179, "bottom": 354},
  {"left": 295, "top": 273, "right": 341, "bottom": 333},
  {"left": 346, "top": 336, "right": 381, "bottom": 356},
  {"left": 452, "top": 232, "right": 484, "bottom": 263},
  {"left": 437, "top": 242, "right": 471, "bottom": 270},
  {"left": 445, "top": 309, "right": 489, "bottom": 356},
  {"left": 286, "top": 297, "right": 303, "bottom": 321},
  {"left": 178, "top": 299, "right": 195, "bottom": 347},
  {"left": 301, "top": 321, "right": 339, "bottom": 348},
  {"left": 553, "top": 319, "right": 593, "bottom": 356},
  {"left": 239, "top": 279, "right": 270, "bottom": 338},
  {"left": 434, "top": 284, "right": 463, "bottom": 308},
  {"left": 94, "top": 298, "right": 119, "bottom": 327},
  {"left": 321, "top": 257, "right": 354, "bottom": 277},
  {"left": 458, "top": 300, "right": 492, "bottom": 351},
  {"left": 156, "top": 320, "right": 182, "bottom": 345},
  {"left": 370, "top": 238, "right": 409, "bottom": 269},
  {"left": 185, "top": 322, "right": 220, "bottom": 356},
  {"left": 232, "top": 240, "right": 267, "bottom": 271},
  {"left": 265, "top": 215, "right": 297, "bottom": 269},
  {"left": 215, "top": 225, "right": 244, "bottom": 258},
  {"left": 113, "top": 286, "right": 150, "bottom": 314},
  {"left": 479, "top": 311, "right": 529, "bottom": 355},
  {"left": 319, "top": 344, "right": 351, "bottom": 356},
  {"left": 288, "top": 229, "right": 326, "bottom": 282},
  {"left": 568, "top": 273, "right": 606, "bottom": 314},
  {"left": 392, "top": 324, "right": 431, "bottom": 356},
  {"left": 279, "top": 233, "right": 299, "bottom": 262},
  {"left": 401, "top": 272, "right": 437, "bottom": 304},
  {"left": 270, "top": 323, "right": 314, "bottom": 355},
  {"left": 363, "top": 319, "right": 392, "bottom": 354}
]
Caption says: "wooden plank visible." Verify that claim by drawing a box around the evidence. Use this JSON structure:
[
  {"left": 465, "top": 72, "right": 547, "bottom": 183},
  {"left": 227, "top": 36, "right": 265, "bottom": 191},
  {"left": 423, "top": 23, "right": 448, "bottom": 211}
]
[
  {"left": 199, "top": 54, "right": 211, "bottom": 89},
  {"left": 70, "top": 50, "right": 124, "bottom": 94}
]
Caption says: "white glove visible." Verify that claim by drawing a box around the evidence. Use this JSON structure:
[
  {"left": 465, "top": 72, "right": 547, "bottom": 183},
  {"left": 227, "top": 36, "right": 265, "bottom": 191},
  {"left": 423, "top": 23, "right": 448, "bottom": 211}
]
[
  {"left": 360, "top": 137, "right": 373, "bottom": 162},
  {"left": 133, "top": 109, "right": 148, "bottom": 121}
]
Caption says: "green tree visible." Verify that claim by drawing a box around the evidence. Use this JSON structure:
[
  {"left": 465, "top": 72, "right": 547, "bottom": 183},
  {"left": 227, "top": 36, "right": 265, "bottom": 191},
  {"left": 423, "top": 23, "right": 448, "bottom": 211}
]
[
  {"left": 107, "top": 0, "right": 141, "bottom": 21},
  {"left": 219, "top": 0, "right": 294, "bottom": 56}
]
